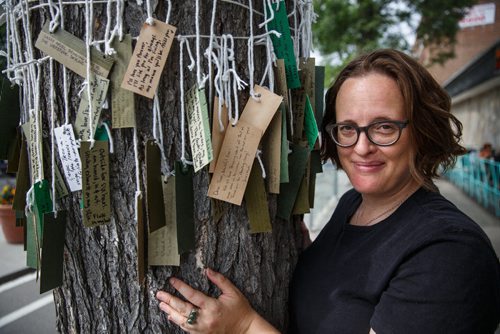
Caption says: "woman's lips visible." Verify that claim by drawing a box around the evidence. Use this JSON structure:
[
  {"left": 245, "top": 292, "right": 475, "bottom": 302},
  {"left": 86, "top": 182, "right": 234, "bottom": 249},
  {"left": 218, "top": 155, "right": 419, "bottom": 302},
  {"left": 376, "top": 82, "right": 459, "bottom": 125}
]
[{"left": 353, "top": 161, "right": 384, "bottom": 172}]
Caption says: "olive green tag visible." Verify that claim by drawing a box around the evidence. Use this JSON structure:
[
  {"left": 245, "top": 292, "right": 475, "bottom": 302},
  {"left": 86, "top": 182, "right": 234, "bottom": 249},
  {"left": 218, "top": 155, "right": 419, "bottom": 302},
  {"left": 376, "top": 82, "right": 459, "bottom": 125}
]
[
  {"left": 280, "top": 104, "right": 290, "bottom": 183},
  {"left": 245, "top": 160, "right": 272, "bottom": 233}
]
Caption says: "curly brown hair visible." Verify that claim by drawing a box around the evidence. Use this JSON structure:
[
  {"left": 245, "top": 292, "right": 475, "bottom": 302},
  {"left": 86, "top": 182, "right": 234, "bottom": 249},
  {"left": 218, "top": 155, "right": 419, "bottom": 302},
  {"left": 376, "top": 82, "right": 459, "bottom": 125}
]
[{"left": 320, "top": 49, "right": 466, "bottom": 191}]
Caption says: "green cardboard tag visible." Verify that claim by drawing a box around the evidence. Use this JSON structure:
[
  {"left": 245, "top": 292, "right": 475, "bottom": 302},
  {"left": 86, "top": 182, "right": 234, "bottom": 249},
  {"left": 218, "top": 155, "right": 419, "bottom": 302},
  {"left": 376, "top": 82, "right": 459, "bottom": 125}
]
[
  {"left": 40, "top": 211, "right": 66, "bottom": 293},
  {"left": 13, "top": 137, "right": 30, "bottom": 211},
  {"left": 280, "top": 104, "right": 290, "bottom": 183},
  {"left": 304, "top": 95, "right": 319, "bottom": 151},
  {"left": 34, "top": 179, "right": 53, "bottom": 239},
  {"left": 26, "top": 210, "right": 40, "bottom": 269},
  {"left": 145, "top": 140, "right": 166, "bottom": 233},
  {"left": 245, "top": 160, "right": 272, "bottom": 233},
  {"left": 314, "top": 66, "right": 326, "bottom": 128},
  {"left": 175, "top": 161, "right": 195, "bottom": 254},
  {"left": 267, "top": 1, "right": 301, "bottom": 89},
  {"left": 277, "top": 144, "right": 309, "bottom": 220},
  {"left": 0, "top": 78, "right": 20, "bottom": 159},
  {"left": 93, "top": 123, "right": 109, "bottom": 141}
]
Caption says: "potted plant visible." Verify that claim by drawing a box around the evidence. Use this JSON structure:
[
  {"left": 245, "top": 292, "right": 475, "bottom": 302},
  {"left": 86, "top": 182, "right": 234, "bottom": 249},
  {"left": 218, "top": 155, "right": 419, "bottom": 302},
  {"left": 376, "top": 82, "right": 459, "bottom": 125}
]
[{"left": 0, "top": 184, "right": 23, "bottom": 244}]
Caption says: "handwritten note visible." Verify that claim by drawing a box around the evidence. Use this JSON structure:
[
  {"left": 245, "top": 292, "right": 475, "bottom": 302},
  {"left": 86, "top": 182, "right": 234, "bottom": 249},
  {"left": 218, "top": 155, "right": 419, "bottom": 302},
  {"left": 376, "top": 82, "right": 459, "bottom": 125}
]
[
  {"left": 187, "top": 86, "right": 213, "bottom": 172},
  {"left": 28, "top": 112, "right": 43, "bottom": 183},
  {"left": 111, "top": 35, "right": 136, "bottom": 128},
  {"left": 74, "top": 74, "right": 110, "bottom": 141},
  {"left": 148, "top": 176, "right": 180, "bottom": 266},
  {"left": 210, "top": 96, "right": 229, "bottom": 173},
  {"left": 267, "top": 1, "right": 301, "bottom": 89},
  {"left": 54, "top": 124, "right": 82, "bottom": 192},
  {"left": 262, "top": 109, "right": 282, "bottom": 194},
  {"left": 35, "top": 23, "right": 114, "bottom": 78},
  {"left": 121, "top": 19, "right": 176, "bottom": 98},
  {"left": 208, "top": 120, "right": 262, "bottom": 205},
  {"left": 274, "top": 59, "right": 289, "bottom": 109},
  {"left": 80, "top": 141, "right": 111, "bottom": 227}
]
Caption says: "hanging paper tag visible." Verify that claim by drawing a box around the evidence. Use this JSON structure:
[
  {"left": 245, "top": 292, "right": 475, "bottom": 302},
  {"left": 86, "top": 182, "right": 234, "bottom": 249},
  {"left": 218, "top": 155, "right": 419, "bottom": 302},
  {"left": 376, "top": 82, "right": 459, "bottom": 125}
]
[
  {"left": 13, "top": 137, "right": 30, "bottom": 211},
  {"left": 175, "top": 161, "right": 195, "bottom": 254},
  {"left": 121, "top": 19, "right": 177, "bottom": 98},
  {"left": 35, "top": 23, "right": 114, "bottom": 78},
  {"left": 34, "top": 179, "right": 53, "bottom": 240},
  {"left": 136, "top": 193, "right": 146, "bottom": 283},
  {"left": 262, "top": 109, "right": 282, "bottom": 194},
  {"left": 74, "top": 74, "right": 110, "bottom": 141},
  {"left": 7, "top": 126, "right": 22, "bottom": 173},
  {"left": 274, "top": 59, "right": 289, "bottom": 109},
  {"left": 0, "top": 78, "right": 20, "bottom": 159},
  {"left": 54, "top": 166, "right": 69, "bottom": 199},
  {"left": 111, "top": 35, "right": 136, "bottom": 128},
  {"left": 145, "top": 140, "right": 166, "bottom": 233},
  {"left": 266, "top": 1, "right": 301, "bottom": 89},
  {"left": 280, "top": 104, "right": 290, "bottom": 183},
  {"left": 277, "top": 144, "right": 309, "bottom": 220},
  {"left": 300, "top": 58, "right": 316, "bottom": 108},
  {"left": 209, "top": 96, "right": 229, "bottom": 173},
  {"left": 245, "top": 160, "right": 272, "bottom": 233},
  {"left": 80, "top": 141, "right": 111, "bottom": 227},
  {"left": 54, "top": 124, "right": 82, "bottom": 192},
  {"left": 40, "top": 211, "right": 66, "bottom": 293},
  {"left": 208, "top": 85, "right": 282, "bottom": 205},
  {"left": 186, "top": 86, "right": 213, "bottom": 172},
  {"left": 292, "top": 171, "right": 310, "bottom": 215},
  {"left": 304, "top": 95, "right": 319, "bottom": 150},
  {"left": 26, "top": 210, "right": 40, "bottom": 269},
  {"left": 28, "top": 111, "right": 44, "bottom": 183},
  {"left": 148, "top": 176, "right": 180, "bottom": 266}
]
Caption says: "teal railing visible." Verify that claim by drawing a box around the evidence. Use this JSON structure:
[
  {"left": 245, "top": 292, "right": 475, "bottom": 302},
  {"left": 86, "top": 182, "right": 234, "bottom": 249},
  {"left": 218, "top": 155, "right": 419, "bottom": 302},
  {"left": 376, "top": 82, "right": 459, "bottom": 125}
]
[{"left": 443, "top": 154, "right": 500, "bottom": 217}]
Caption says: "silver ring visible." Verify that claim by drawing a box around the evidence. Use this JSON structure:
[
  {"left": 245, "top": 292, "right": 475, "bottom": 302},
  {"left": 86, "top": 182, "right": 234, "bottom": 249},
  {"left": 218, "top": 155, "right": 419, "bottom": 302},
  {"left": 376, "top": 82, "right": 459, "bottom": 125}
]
[{"left": 186, "top": 308, "right": 198, "bottom": 325}]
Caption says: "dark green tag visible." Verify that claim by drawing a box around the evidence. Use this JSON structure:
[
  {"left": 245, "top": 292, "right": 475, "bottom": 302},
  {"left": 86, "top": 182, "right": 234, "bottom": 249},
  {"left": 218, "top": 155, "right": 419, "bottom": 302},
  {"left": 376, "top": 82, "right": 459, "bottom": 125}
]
[
  {"left": 277, "top": 144, "right": 309, "bottom": 220},
  {"left": 175, "top": 161, "right": 195, "bottom": 254},
  {"left": 13, "top": 137, "right": 30, "bottom": 211},
  {"left": 267, "top": 1, "right": 301, "bottom": 89},
  {"left": 40, "top": 211, "right": 66, "bottom": 293},
  {"left": 304, "top": 95, "right": 318, "bottom": 151},
  {"left": 7, "top": 126, "right": 22, "bottom": 173},
  {"left": 0, "top": 78, "right": 20, "bottom": 159},
  {"left": 34, "top": 179, "right": 53, "bottom": 240},
  {"left": 94, "top": 123, "right": 109, "bottom": 141},
  {"left": 314, "top": 66, "right": 325, "bottom": 128},
  {"left": 145, "top": 140, "right": 166, "bottom": 233}
]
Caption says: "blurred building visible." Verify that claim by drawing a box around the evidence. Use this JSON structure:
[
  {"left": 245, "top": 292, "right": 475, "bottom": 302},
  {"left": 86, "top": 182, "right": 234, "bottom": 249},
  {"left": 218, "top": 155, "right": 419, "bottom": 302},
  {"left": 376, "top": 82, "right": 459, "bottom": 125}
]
[{"left": 417, "top": 0, "right": 500, "bottom": 151}]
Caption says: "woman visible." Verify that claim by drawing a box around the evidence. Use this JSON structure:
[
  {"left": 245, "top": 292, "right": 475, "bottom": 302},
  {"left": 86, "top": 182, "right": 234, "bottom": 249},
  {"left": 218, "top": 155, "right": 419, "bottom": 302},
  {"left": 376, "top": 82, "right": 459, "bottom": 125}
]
[{"left": 156, "top": 49, "right": 500, "bottom": 333}]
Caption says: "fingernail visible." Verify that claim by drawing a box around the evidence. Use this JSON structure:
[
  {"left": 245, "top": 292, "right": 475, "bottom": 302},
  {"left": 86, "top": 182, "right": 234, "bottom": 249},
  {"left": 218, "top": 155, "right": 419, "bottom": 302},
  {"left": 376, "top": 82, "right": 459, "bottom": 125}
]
[{"left": 169, "top": 277, "right": 176, "bottom": 285}]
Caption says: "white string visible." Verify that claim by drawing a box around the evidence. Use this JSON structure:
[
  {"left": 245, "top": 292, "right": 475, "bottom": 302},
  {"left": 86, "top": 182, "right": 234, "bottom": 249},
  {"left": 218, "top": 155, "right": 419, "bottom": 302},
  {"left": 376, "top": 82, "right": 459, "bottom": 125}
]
[
  {"left": 49, "top": 58, "right": 57, "bottom": 215},
  {"left": 178, "top": 38, "right": 193, "bottom": 167},
  {"left": 85, "top": 0, "right": 95, "bottom": 148},
  {"left": 247, "top": 0, "right": 260, "bottom": 101},
  {"left": 207, "top": 0, "right": 218, "bottom": 116},
  {"left": 133, "top": 127, "right": 142, "bottom": 222},
  {"left": 100, "top": 122, "right": 114, "bottom": 153},
  {"left": 104, "top": 0, "right": 117, "bottom": 55},
  {"left": 258, "top": 0, "right": 274, "bottom": 28},
  {"left": 255, "top": 150, "right": 266, "bottom": 178},
  {"left": 48, "top": 0, "right": 61, "bottom": 33},
  {"left": 145, "top": 0, "right": 154, "bottom": 25},
  {"left": 164, "top": 0, "right": 172, "bottom": 23},
  {"left": 58, "top": 0, "right": 70, "bottom": 124}
]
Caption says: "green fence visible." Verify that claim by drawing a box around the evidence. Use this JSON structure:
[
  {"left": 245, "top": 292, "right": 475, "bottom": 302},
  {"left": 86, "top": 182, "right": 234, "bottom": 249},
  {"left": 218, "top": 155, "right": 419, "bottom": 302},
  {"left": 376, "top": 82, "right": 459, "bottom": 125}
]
[{"left": 444, "top": 154, "right": 500, "bottom": 217}]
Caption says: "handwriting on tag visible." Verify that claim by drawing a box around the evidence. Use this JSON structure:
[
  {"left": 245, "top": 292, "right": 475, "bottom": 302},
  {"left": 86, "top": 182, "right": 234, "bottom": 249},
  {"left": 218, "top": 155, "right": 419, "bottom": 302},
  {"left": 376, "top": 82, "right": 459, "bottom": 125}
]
[
  {"left": 81, "top": 141, "right": 111, "bottom": 227},
  {"left": 186, "top": 86, "right": 213, "bottom": 172},
  {"left": 267, "top": 1, "right": 301, "bottom": 89},
  {"left": 208, "top": 120, "right": 262, "bottom": 205},
  {"left": 262, "top": 109, "right": 282, "bottom": 194},
  {"left": 280, "top": 104, "right": 290, "bottom": 183},
  {"left": 274, "top": 59, "right": 289, "bottom": 109},
  {"left": 28, "top": 112, "right": 43, "bottom": 183},
  {"left": 111, "top": 35, "right": 136, "bottom": 128},
  {"left": 148, "top": 176, "right": 180, "bottom": 266},
  {"left": 35, "top": 23, "right": 114, "bottom": 78},
  {"left": 210, "top": 96, "right": 229, "bottom": 173},
  {"left": 74, "top": 74, "right": 110, "bottom": 141},
  {"left": 54, "top": 124, "right": 82, "bottom": 192},
  {"left": 121, "top": 19, "right": 176, "bottom": 98}
]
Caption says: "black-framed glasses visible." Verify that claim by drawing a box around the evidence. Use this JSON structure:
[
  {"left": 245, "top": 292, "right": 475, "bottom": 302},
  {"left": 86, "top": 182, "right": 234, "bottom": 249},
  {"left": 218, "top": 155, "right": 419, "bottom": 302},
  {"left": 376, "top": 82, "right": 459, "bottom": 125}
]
[{"left": 325, "top": 120, "right": 409, "bottom": 147}]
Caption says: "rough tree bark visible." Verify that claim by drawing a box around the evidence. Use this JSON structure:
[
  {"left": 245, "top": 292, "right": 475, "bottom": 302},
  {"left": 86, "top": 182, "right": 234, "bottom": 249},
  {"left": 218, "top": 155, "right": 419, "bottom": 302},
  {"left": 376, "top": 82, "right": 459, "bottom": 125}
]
[{"left": 19, "top": 1, "right": 307, "bottom": 333}]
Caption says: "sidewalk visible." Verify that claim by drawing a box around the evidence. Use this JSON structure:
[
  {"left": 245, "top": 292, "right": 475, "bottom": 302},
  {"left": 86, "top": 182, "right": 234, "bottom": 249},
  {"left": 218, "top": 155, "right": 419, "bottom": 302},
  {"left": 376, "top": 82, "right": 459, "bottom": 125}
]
[{"left": 0, "top": 227, "right": 28, "bottom": 279}]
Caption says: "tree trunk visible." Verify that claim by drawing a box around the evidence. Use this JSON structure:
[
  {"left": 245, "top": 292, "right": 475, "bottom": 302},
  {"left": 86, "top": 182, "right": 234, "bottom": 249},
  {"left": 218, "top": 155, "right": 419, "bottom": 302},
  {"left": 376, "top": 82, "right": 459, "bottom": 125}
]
[{"left": 11, "top": 1, "right": 306, "bottom": 333}]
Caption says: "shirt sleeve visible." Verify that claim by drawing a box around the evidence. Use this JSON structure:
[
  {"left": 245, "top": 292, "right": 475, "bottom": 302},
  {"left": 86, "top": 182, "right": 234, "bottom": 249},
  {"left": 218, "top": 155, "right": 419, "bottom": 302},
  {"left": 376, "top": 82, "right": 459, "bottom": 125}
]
[{"left": 371, "top": 230, "right": 500, "bottom": 334}]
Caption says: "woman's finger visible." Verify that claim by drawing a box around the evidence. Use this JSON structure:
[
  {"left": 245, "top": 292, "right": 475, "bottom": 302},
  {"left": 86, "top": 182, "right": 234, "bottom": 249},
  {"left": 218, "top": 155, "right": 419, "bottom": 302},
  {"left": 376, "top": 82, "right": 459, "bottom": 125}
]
[
  {"left": 205, "top": 268, "right": 240, "bottom": 296},
  {"left": 156, "top": 291, "right": 193, "bottom": 317},
  {"left": 169, "top": 277, "right": 213, "bottom": 309}
]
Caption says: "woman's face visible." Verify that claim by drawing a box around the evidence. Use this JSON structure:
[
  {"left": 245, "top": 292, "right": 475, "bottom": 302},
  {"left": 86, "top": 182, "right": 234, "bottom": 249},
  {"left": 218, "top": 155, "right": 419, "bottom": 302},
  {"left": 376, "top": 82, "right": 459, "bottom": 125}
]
[{"left": 335, "top": 73, "right": 415, "bottom": 197}]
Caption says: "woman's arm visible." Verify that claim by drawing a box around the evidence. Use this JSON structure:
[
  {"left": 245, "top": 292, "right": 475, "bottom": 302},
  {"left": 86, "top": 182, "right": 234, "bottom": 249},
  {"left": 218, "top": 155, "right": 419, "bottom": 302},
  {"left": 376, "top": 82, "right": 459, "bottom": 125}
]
[{"left": 156, "top": 268, "right": 280, "bottom": 334}]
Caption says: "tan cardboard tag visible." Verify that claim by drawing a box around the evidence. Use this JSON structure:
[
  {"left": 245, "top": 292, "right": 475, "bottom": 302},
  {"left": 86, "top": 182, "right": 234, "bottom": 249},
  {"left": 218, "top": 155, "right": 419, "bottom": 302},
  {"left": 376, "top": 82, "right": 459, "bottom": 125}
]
[
  {"left": 111, "top": 35, "right": 136, "bottom": 128},
  {"left": 148, "top": 176, "right": 180, "bottom": 266},
  {"left": 207, "top": 120, "right": 262, "bottom": 205},
  {"left": 35, "top": 23, "right": 114, "bottom": 78},
  {"left": 186, "top": 86, "right": 213, "bottom": 172},
  {"left": 74, "top": 74, "right": 110, "bottom": 141},
  {"left": 80, "top": 141, "right": 111, "bottom": 227},
  {"left": 275, "top": 59, "right": 289, "bottom": 109},
  {"left": 262, "top": 109, "right": 282, "bottom": 194},
  {"left": 121, "top": 19, "right": 176, "bottom": 98},
  {"left": 209, "top": 96, "right": 229, "bottom": 173}
]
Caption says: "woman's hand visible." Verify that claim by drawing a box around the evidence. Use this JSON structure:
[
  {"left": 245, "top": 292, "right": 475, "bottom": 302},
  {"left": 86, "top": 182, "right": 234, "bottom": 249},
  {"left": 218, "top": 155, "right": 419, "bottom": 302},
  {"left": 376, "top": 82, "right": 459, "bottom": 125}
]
[{"left": 156, "top": 268, "right": 279, "bottom": 334}]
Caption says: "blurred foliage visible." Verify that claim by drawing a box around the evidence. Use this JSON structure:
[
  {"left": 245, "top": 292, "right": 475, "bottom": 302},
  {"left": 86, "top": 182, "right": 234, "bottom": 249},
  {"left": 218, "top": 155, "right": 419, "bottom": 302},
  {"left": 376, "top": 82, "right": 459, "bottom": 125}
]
[{"left": 313, "top": 0, "right": 477, "bottom": 83}]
